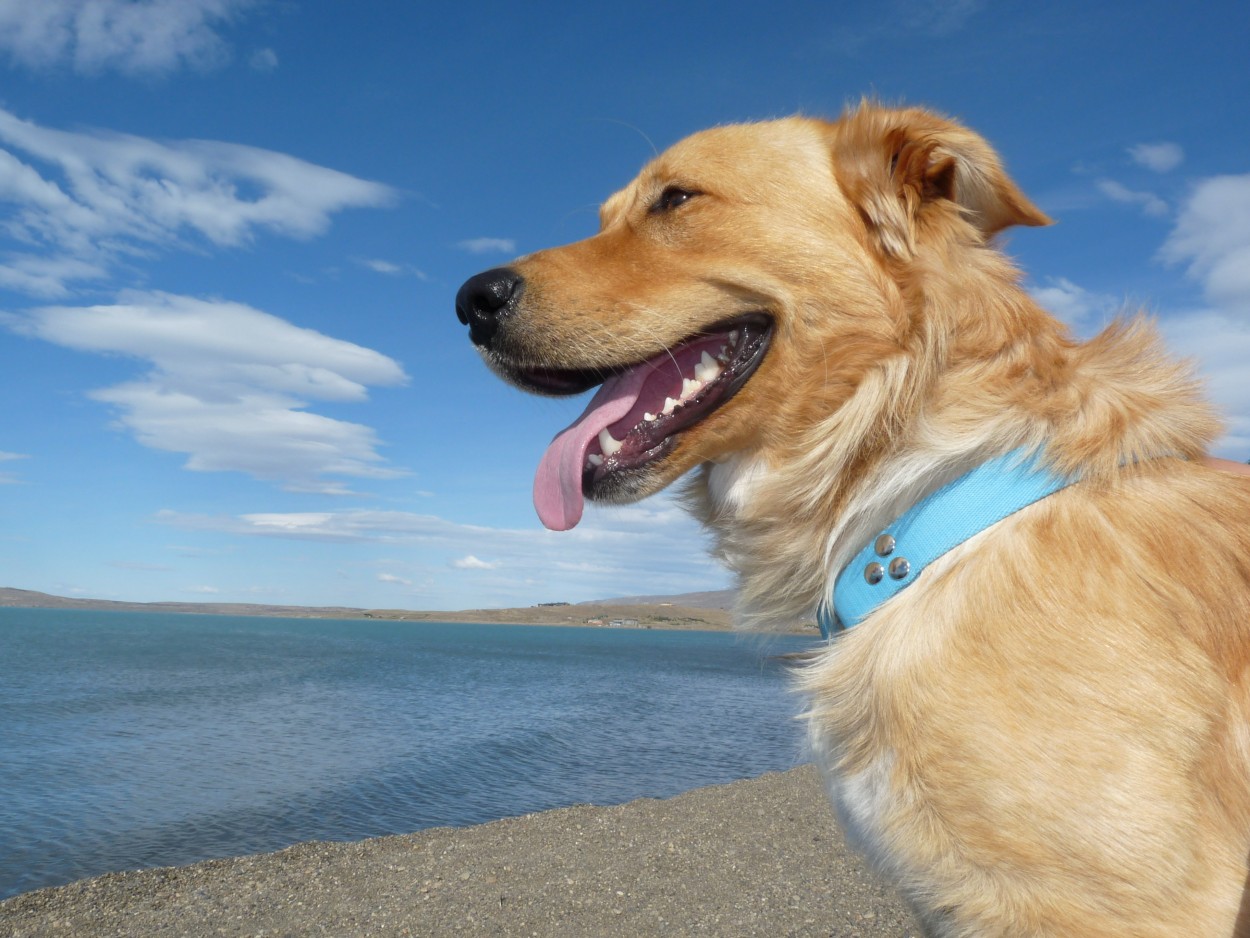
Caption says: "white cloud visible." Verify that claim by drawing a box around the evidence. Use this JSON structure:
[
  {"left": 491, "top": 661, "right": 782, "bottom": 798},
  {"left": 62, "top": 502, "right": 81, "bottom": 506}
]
[
  {"left": 456, "top": 237, "right": 516, "bottom": 255},
  {"left": 248, "top": 46, "right": 277, "bottom": 71},
  {"left": 360, "top": 258, "right": 401, "bottom": 275},
  {"left": 1031, "top": 173, "right": 1250, "bottom": 458},
  {"left": 377, "top": 572, "right": 412, "bottom": 586},
  {"left": 155, "top": 495, "right": 730, "bottom": 605},
  {"left": 452, "top": 554, "right": 499, "bottom": 570},
  {"left": 908, "top": 0, "right": 983, "bottom": 36},
  {"left": 829, "top": 0, "right": 981, "bottom": 55},
  {"left": 355, "top": 257, "right": 427, "bottom": 279},
  {"left": 0, "top": 0, "right": 257, "bottom": 75},
  {"left": 185, "top": 584, "right": 220, "bottom": 594},
  {"left": 1128, "top": 142, "right": 1184, "bottom": 174},
  {"left": 1157, "top": 173, "right": 1250, "bottom": 456},
  {"left": 0, "top": 449, "right": 28, "bottom": 484},
  {"left": 107, "top": 560, "right": 172, "bottom": 571},
  {"left": 1161, "top": 311, "right": 1250, "bottom": 456},
  {"left": 0, "top": 107, "right": 397, "bottom": 296},
  {"left": 1030, "top": 277, "right": 1120, "bottom": 330},
  {"left": 1097, "top": 179, "right": 1169, "bottom": 218},
  {"left": 1160, "top": 174, "right": 1250, "bottom": 314},
  {"left": 6, "top": 290, "right": 410, "bottom": 493},
  {"left": 0, "top": 254, "right": 110, "bottom": 299}
]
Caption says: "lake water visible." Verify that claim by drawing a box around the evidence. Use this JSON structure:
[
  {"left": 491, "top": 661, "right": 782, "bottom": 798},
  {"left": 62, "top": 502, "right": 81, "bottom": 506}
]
[{"left": 0, "top": 607, "right": 815, "bottom": 899}]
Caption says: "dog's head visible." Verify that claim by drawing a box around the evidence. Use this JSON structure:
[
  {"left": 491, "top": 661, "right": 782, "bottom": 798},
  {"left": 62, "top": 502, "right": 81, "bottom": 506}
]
[{"left": 456, "top": 104, "right": 1049, "bottom": 530}]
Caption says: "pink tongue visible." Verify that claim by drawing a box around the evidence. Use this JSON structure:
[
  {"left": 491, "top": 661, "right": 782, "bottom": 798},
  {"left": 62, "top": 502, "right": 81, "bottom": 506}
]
[{"left": 533, "top": 367, "right": 650, "bottom": 531}]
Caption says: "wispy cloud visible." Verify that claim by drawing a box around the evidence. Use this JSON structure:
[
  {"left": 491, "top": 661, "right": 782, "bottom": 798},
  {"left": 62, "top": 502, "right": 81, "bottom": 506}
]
[
  {"left": 0, "top": 0, "right": 258, "bottom": 75},
  {"left": 0, "top": 107, "right": 397, "bottom": 297},
  {"left": 6, "top": 290, "right": 410, "bottom": 493},
  {"left": 1162, "top": 312, "right": 1250, "bottom": 456},
  {"left": 1034, "top": 172, "right": 1250, "bottom": 457},
  {"left": 456, "top": 237, "right": 516, "bottom": 255},
  {"left": 452, "top": 554, "right": 499, "bottom": 570},
  {"left": 1128, "top": 142, "right": 1184, "bottom": 174},
  {"left": 1160, "top": 174, "right": 1250, "bottom": 312},
  {"left": 827, "top": 0, "right": 983, "bottom": 55},
  {"left": 1030, "top": 277, "right": 1121, "bottom": 330},
  {"left": 906, "top": 0, "right": 983, "bottom": 36},
  {"left": 354, "top": 257, "right": 428, "bottom": 279},
  {"left": 0, "top": 449, "right": 28, "bottom": 484},
  {"left": 358, "top": 258, "right": 401, "bottom": 275},
  {"left": 1158, "top": 173, "right": 1250, "bottom": 455},
  {"left": 248, "top": 46, "right": 277, "bottom": 72},
  {"left": 377, "top": 572, "right": 412, "bottom": 586},
  {"left": 107, "top": 560, "right": 173, "bottom": 571},
  {"left": 156, "top": 496, "right": 729, "bottom": 605},
  {"left": 1097, "top": 179, "right": 1169, "bottom": 218}
]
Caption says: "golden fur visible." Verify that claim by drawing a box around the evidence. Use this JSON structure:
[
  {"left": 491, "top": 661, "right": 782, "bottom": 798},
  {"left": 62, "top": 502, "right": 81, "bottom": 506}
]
[{"left": 467, "top": 103, "right": 1250, "bottom": 936}]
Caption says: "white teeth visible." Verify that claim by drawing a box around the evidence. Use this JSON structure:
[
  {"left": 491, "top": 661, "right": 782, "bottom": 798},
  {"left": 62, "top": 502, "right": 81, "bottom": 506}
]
[
  {"left": 588, "top": 337, "right": 742, "bottom": 460},
  {"left": 598, "top": 428, "right": 623, "bottom": 456},
  {"left": 694, "top": 351, "right": 722, "bottom": 384}
]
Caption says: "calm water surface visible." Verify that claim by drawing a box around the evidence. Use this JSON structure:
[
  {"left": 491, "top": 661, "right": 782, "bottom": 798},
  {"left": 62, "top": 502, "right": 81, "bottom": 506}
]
[{"left": 0, "top": 607, "right": 814, "bottom": 899}]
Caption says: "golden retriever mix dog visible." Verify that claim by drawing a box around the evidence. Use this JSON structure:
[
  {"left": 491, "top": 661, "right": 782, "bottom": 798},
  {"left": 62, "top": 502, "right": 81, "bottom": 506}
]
[{"left": 455, "top": 103, "right": 1250, "bottom": 936}]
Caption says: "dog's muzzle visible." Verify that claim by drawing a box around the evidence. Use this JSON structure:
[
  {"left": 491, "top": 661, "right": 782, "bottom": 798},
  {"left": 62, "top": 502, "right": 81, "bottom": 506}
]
[{"left": 455, "top": 267, "right": 524, "bottom": 348}]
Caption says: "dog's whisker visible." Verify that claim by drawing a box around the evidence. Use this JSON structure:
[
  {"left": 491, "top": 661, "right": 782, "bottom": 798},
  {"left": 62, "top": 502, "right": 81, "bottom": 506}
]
[{"left": 585, "top": 116, "right": 660, "bottom": 158}]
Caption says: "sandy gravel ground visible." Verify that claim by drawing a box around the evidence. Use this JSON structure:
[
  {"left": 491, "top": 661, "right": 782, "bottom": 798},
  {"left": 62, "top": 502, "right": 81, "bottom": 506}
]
[{"left": 1, "top": 765, "right": 920, "bottom": 938}]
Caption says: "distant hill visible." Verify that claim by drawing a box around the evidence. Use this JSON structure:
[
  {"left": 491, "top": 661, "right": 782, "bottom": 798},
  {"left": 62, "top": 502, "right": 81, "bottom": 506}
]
[
  {"left": 0, "top": 586, "right": 786, "bottom": 633},
  {"left": 0, "top": 585, "right": 737, "bottom": 614},
  {"left": 582, "top": 589, "right": 736, "bottom": 610},
  {"left": 0, "top": 586, "right": 819, "bottom": 634},
  {"left": 0, "top": 587, "right": 367, "bottom": 620}
]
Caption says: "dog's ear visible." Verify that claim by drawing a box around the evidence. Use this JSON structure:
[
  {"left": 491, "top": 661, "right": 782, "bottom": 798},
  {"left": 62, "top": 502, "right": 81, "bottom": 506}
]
[{"left": 833, "top": 104, "right": 1051, "bottom": 259}]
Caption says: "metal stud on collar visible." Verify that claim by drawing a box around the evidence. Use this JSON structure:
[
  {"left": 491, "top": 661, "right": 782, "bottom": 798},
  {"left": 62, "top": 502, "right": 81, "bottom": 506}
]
[{"left": 828, "top": 448, "right": 1077, "bottom": 635}]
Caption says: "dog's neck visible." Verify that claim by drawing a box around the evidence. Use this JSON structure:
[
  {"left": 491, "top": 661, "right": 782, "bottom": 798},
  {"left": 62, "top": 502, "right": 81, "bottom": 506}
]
[
  {"left": 821, "top": 447, "right": 1075, "bottom": 635},
  {"left": 689, "top": 269, "right": 1219, "bottom": 633}
]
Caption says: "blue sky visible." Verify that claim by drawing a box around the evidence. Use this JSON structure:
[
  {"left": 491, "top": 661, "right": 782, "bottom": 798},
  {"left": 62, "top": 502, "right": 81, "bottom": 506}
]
[{"left": 0, "top": 0, "right": 1246, "bottom": 610}]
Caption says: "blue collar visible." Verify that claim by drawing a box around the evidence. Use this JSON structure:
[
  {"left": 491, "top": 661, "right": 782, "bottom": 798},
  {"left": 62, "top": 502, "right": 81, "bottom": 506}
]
[{"left": 818, "top": 448, "right": 1075, "bottom": 638}]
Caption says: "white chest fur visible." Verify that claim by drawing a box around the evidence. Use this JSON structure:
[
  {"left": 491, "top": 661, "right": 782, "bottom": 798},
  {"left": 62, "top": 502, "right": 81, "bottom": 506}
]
[
  {"left": 809, "top": 715, "right": 899, "bottom": 871},
  {"left": 706, "top": 453, "right": 773, "bottom": 516}
]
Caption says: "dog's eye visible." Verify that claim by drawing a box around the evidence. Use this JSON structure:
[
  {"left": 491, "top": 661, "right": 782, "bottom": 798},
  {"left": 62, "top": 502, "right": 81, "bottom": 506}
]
[{"left": 650, "top": 186, "right": 700, "bottom": 214}]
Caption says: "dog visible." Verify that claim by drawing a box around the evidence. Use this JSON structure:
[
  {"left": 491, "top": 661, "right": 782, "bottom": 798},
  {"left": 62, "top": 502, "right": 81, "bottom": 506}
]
[{"left": 456, "top": 102, "right": 1250, "bottom": 936}]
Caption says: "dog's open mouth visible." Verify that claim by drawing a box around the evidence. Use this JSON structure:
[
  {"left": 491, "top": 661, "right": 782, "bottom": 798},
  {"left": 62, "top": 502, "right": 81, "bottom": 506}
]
[{"left": 524, "top": 314, "right": 772, "bottom": 530}]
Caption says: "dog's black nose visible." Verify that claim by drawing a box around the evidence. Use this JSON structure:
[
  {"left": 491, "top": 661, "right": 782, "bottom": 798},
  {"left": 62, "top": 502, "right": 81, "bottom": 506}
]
[{"left": 456, "top": 267, "right": 524, "bottom": 348}]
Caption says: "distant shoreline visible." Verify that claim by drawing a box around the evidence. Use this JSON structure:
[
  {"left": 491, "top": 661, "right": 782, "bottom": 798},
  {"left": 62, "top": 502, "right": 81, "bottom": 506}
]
[{"left": 0, "top": 586, "right": 819, "bottom": 635}]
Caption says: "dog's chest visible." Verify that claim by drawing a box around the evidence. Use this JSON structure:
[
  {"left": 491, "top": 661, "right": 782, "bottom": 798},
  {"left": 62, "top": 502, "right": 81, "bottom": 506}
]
[
  {"left": 706, "top": 454, "right": 773, "bottom": 515},
  {"left": 820, "top": 746, "right": 899, "bottom": 866},
  {"left": 801, "top": 628, "right": 941, "bottom": 876}
]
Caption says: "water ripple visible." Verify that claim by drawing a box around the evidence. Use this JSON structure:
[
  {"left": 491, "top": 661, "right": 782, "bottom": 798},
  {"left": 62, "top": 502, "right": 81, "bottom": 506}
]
[{"left": 0, "top": 609, "right": 814, "bottom": 898}]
